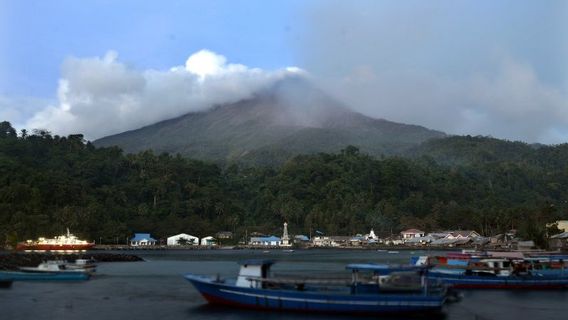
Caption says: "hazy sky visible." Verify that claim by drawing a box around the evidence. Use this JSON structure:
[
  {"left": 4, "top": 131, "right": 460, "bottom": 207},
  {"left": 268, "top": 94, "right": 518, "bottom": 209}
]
[{"left": 0, "top": 0, "right": 566, "bottom": 143}]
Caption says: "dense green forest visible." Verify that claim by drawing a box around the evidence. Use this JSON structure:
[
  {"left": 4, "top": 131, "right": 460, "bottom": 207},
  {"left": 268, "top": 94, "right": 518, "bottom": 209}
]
[{"left": 1, "top": 121, "right": 567, "bottom": 247}]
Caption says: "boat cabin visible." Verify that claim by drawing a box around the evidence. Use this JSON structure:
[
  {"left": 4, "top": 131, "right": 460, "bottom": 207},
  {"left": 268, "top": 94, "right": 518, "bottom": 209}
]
[
  {"left": 232, "top": 260, "right": 440, "bottom": 296},
  {"left": 471, "top": 259, "right": 511, "bottom": 276},
  {"left": 345, "top": 264, "right": 430, "bottom": 293},
  {"left": 236, "top": 259, "right": 274, "bottom": 288}
]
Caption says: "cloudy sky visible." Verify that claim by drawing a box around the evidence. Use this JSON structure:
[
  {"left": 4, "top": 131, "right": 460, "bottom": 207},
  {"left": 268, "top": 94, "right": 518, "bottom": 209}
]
[{"left": 1, "top": 0, "right": 566, "bottom": 143}]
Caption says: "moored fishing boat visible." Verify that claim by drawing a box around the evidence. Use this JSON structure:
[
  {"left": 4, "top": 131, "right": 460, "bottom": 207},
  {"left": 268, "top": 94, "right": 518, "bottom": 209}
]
[
  {"left": 0, "top": 270, "right": 90, "bottom": 281},
  {"left": 20, "top": 260, "right": 97, "bottom": 274},
  {"left": 185, "top": 260, "right": 451, "bottom": 314},
  {"left": 20, "top": 261, "right": 93, "bottom": 275},
  {"left": 16, "top": 229, "right": 95, "bottom": 251},
  {"left": 414, "top": 255, "right": 568, "bottom": 289},
  {"left": 1, "top": 262, "right": 91, "bottom": 282},
  {"left": 426, "top": 271, "right": 568, "bottom": 289},
  {"left": 39, "top": 259, "right": 98, "bottom": 274}
]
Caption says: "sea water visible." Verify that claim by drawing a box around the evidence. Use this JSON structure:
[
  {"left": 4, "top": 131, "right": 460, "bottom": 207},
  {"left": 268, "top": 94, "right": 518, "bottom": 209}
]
[{"left": 1, "top": 249, "right": 568, "bottom": 320}]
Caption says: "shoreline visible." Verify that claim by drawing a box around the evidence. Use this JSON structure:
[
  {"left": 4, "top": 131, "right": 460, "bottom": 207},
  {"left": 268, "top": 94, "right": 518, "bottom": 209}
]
[{"left": 88, "top": 244, "right": 470, "bottom": 251}]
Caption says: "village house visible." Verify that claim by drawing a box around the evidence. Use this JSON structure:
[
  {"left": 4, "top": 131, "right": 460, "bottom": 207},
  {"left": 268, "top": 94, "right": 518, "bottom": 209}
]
[
  {"left": 329, "top": 236, "right": 352, "bottom": 247},
  {"left": 449, "top": 230, "right": 481, "bottom": 239},
  {"left": 215, "top": 231, "right": 233, "bottom": 239},
  {"left": 383, "top": 238, "right": 404, "bottom": 246},
  {"left": 427, "top": 230, "right": 481, "bottom": 247},
  {"left": 405, "top": 235, "right": 435, "bottom": 246},
  {"left": 312, "top": 236, "right": 331, "bottom": 247},
  {"left": 166, "top": 233, "right": 199, "bottom": 246},
  {"left": 200, "top": 236, "right": 217, "bottom": 246},
  {"left": 400, "top": 229, "right": 425, "bottom": 240},
  {"left": 311, "top": 236, "right": 352, "bottom": 247},
  {"left": 294, "top": 235, "right": 310, "bottom": 245},
  {"left": 249, "top": 236, "right": 281, "bottom": 246},
  {"left": 130, "top": 233, "right": 157, "bottom": 246},
  {"left": 350, "top": 236, "right": 365, "bottom": 246}
]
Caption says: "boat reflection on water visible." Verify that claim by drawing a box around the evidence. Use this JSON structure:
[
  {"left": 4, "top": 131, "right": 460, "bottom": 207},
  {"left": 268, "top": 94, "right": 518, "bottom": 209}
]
[{"left": 185, "top": 259, "right": 455, "bottom": 315}]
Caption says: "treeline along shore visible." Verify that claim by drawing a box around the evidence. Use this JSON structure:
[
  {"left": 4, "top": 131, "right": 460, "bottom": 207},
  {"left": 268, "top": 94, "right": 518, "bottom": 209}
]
[
  {"left": 0, "top": 252, "right": 143, "bottom": 270},
  {"left": 1, "top": 121, "right": 568, "bottom": 250}
]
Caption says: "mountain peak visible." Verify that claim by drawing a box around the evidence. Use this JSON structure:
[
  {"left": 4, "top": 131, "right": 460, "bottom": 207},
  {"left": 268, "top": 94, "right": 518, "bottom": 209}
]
[{"left": 95, "top": 79, "right": 445, "bottom": 165}]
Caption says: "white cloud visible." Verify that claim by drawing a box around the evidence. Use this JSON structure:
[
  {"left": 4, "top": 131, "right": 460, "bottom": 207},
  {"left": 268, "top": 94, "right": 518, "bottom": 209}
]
[
  {"left": 26, "top": 50, "right": 303, "bottom": 140},
  {"left": 0, "top": 95, "right": 54, "bottom": 129},
  {"left": 300, "top": 1, "right": 568, "bottom": 144},
  {"left": 317, "top": 57, "right": 568, "bottom": 143}
]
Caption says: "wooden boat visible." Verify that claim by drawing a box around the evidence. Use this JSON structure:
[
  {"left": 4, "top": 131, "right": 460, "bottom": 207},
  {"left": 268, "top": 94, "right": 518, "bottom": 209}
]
[
  {"left": 20, "top": 261, "right": 91, "bottom": 273},
  {"left": 185, "top": 260, "right": 451, "bottom": 314},
  {"left": 38, "top": 259, "right": 97, "bottom": 274},
  {"left": 426, "top": 270, "right": 568, "bottom": 289},
  {"left": 414, "top": 255, "right": 568, "bottom": 289},
  {"left": 1, "top": 262, "right": 91, "bottom": 282},
  {"left": 0, "top": 270, "right": 90, "bottom": 281}
]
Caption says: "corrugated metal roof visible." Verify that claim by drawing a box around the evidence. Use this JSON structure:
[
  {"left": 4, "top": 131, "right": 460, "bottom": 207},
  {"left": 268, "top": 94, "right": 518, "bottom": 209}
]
[
  {"left": 131, "top": 233, "right": 156, "bottom": 242},
  {"left": 250, "top": 236, "right": 281, "bottom": 242},
  {"left": 400, "top": 229, "right": 424, "bottom": 234}
]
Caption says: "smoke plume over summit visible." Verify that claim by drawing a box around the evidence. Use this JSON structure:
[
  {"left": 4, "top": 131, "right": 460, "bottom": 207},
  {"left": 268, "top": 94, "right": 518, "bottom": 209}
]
[{"left": 26, "top": 50, "right": 304, "bottom": 140}]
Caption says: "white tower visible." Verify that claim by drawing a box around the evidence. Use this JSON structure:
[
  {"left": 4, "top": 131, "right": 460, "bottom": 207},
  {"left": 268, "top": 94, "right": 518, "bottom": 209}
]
[{"left": 281, "top": 222, "right": 291, "bottom": 246}]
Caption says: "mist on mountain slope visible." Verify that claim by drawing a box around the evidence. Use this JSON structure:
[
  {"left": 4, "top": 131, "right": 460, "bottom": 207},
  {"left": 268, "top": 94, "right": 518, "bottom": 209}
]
[{"left": 94, "top": 76, "right": 445, "bottom": 165}]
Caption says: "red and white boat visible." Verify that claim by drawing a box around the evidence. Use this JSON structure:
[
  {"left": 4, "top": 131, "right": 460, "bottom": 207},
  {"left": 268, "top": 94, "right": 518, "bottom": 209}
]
[{"left": 16, "top": 229, "right": 95, "bottom": 251}]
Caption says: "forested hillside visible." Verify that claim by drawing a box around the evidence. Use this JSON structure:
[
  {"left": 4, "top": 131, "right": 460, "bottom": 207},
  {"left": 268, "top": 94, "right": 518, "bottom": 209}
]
[
  {"left": 1, "top": 122, "right": 566, "bottom": 247},
  {"left": 94, "top": 77, "right": 445, "bottom": 165}
]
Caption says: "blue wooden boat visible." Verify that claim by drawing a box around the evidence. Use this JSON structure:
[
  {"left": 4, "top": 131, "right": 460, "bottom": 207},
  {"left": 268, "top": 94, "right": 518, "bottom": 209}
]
[
  {"left": 413, "top": 255, "right": 568, "bottom": 289},
  {"left": 184, "top": 260, "right": 450, "bottom": 314},
  {"left": 427, "top": 271, "right": 568, "bottom": 289},
  {"left": 1, "top": 262, "right": 91, "bottom": 282}
]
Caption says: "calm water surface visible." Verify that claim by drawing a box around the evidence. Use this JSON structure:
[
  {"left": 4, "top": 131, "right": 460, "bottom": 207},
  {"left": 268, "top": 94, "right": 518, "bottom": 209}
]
[{"left": 2, "top": 249, "right": 568, "bottom": 320}]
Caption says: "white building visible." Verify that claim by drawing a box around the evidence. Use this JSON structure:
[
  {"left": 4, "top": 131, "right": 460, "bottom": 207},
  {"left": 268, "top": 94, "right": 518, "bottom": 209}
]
[
  {"left": 312, "top": 236, "right": 331, "bottom": 247},
  {"left": 400, "top": 229, "right": 425, "bottom": 240},
  {"left": 200, "top": 236, "right": 217, "bottom": 246},
  {"left": 130, "top": 233, "right": 157, "bottom": 246},
  {"left": 166, "top": 233, "right": 199, "bottom": 246},
  {"left": 249, "top": 236, "right": 281, "bottom": 246}
]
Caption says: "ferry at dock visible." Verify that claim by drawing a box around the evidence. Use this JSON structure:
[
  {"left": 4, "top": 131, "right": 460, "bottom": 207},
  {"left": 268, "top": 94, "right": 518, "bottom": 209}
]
[{"left": 16, "top": 229, "right": 95, "bottom": 251}]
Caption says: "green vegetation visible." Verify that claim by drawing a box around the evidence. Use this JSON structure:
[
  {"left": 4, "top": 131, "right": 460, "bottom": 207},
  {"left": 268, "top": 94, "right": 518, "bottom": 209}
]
[
  {"left": 94, "top": 78, "right": 445, "bottom": 166},
  {"left": 1, "top": 121, "right": 567, "bottom": 247}
]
